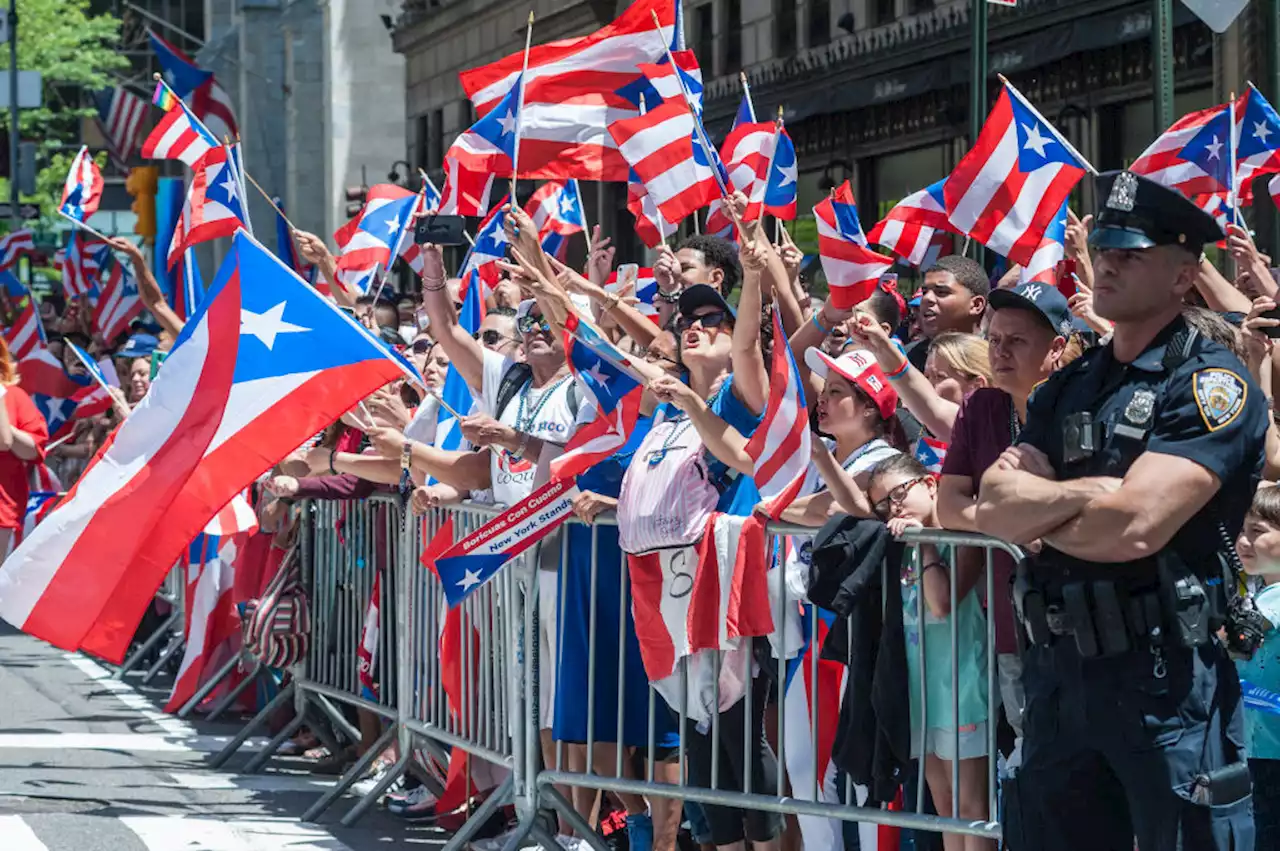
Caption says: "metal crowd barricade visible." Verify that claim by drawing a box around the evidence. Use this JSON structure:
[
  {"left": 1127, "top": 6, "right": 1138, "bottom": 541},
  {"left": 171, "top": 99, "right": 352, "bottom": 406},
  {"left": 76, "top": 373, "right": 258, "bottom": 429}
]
[
  {"left": 207, "top": 495, "right": 1024, "bottom": 846},
  {"left": 534, "top": 518, "right": 1024, "bottom": 846},
  {"left": 114, "top": 559, "right": 186, "bottom": 682}
]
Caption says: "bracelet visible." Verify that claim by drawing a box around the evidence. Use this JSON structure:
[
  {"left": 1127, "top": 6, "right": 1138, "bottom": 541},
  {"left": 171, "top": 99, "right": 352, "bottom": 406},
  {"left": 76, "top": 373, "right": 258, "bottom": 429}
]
[
  {"left": 422, "top": 277, "right": 447, "bottom": 292},
  {"left": 603, "top": 292, "right": 621, "bottom": 312},
  {"left": 884, "top": 358, "right": 910, "bottom": 381},
  {"left": 810, "top": 312, "right": 831, "bottom": 335},
  {"left": 328, "top": 448, "right": 338, "bottom": 475}
]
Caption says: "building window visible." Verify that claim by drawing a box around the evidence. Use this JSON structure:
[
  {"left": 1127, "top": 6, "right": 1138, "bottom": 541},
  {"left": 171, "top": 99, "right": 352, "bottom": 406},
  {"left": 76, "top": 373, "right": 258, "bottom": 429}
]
[
  {"left": 724, "top": 0, "right": 743, "bottom": 75},
  {"left": 416, "top": 114, "right": 430, "bottom": 170},
  {"left": 870, "top": 0, "right": 896, "bottom": 27},
  {"left": 906, "top": 0, "right": 934, "bottom": 13},
  {"left": 775, "top": 0, "right": 797, "bottom": 57},
  {"left": 808, "top": 0, "right": 830, "bottom": 47},
  {"left": 429, "top": 107, "right": 444, "bottom": 167},
  {"left": 696, "top": 4, "right": 716, "bottom": 73}
]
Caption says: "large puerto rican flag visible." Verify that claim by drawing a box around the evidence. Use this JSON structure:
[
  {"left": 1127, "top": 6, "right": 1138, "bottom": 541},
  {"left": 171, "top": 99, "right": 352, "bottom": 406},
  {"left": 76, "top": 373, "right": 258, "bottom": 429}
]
[
  {"left": 459, "top": 0, "right": 682, "bottom": 182},
  {"left": 0, "top": 230, "right": 419, "bottom": 663}
]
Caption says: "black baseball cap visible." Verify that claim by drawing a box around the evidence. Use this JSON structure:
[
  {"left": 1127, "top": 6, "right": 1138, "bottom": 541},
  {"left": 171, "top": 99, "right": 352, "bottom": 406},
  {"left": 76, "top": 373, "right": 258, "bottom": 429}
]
[
  {"left": 988, "top": 281, "right": 1073, "bottom": 337},
  {"left": 1089, "top": 170, "right": 1225, "bottom": 252},
  {"left": 677, "top": 284, "right": 736, "bottom": 320}
]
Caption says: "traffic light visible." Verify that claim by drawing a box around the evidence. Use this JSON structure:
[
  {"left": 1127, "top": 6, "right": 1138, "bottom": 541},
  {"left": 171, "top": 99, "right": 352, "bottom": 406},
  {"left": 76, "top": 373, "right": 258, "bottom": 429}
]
[
  {"left": 345, "top": 184, "right": 368, "bottom": 218},
  {"left": 127, "top": 166, "right": 159, "bottom": 241}
]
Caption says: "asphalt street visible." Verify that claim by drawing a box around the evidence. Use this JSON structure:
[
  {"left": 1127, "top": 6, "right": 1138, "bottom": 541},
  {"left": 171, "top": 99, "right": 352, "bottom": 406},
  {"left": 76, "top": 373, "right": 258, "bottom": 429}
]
[{"left": 0, "top": 622, "right": 444, "bottom": 850}]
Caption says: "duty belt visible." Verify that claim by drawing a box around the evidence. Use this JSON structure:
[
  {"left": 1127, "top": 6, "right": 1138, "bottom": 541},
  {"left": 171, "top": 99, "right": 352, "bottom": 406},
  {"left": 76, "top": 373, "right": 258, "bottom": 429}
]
[{"left": 1015, "top": 569, "right": 1167, "bottom": 658}]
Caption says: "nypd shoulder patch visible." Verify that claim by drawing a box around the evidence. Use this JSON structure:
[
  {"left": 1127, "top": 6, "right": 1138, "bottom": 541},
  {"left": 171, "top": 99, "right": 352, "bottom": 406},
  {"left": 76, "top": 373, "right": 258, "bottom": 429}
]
[{"left": 1193, "top": 368, "right": 1246, "bottom": 431}]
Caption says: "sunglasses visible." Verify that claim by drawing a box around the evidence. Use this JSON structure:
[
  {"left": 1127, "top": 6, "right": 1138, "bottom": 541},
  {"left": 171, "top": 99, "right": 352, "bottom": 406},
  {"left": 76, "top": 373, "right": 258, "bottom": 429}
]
[
  {"left": 411, "top": 339, "right": 434, "bottom": 354},
  {"left": 474, "top": 329, "right": 517, "bottom": 347},
  {"left": 516, "top": 314, "right": 552, "bottom": 335},
  {"left": 871, "top": 477, "right": 929, "bottom": 519},
  {"left": 675, "top": 310, "right": 729, "bottom": 333}
]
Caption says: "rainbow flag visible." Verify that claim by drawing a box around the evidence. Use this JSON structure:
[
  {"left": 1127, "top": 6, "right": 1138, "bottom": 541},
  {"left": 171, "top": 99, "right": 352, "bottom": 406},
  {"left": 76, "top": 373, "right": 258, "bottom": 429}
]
[{"left": 152, "top": 81, "right": 179, "bottom": 111}]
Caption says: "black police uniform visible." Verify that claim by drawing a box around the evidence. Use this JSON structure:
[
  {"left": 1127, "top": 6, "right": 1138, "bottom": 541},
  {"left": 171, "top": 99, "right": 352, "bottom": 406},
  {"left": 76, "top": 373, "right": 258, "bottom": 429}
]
[{"left": 1002, "top": 171, "right": 1267, "bottom": 851}]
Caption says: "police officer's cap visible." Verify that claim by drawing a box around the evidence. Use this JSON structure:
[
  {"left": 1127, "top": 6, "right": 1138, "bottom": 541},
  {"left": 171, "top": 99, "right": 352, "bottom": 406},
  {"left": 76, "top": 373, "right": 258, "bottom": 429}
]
[{"left": 1089, "top": 170, "right": 1225, "bottom": 252}]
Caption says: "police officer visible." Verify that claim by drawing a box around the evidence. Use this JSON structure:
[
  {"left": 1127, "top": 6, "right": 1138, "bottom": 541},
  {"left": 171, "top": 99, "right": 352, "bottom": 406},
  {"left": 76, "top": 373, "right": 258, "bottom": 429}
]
[{"left": 975, "top": 170, "right": 1266, "bottom": 850}]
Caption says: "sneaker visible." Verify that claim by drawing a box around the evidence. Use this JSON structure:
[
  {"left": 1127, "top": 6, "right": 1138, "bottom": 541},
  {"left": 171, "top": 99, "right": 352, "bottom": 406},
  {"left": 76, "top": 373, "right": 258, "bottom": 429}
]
[
  {"left": 349, "top": 762, "right": 391, "bottom": 797},
  {"left": 626, "top": 813, "right": 653, "bottom": 851},
  {"left": 386, "top": 784, "right": 435, "bottom": 815},
  {"left": 471, "top": 825, "right": 524, "bottom": 851}
]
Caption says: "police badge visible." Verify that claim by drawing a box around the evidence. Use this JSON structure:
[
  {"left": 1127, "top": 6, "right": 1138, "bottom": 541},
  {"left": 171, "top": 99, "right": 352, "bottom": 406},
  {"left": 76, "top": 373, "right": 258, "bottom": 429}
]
[
  {"left": 1107, "top": 171, "right": 1138, "bottom": 212},
  {"left": 1124, "top": 389, "right": 1156, "bottom": 427}
]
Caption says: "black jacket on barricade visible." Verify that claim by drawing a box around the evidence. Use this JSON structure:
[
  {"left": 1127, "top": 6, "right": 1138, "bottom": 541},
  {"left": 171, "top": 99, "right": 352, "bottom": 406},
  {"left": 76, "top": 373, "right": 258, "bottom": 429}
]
[{"left": 809, "top": 514, "right": 911, "bottom": 805}]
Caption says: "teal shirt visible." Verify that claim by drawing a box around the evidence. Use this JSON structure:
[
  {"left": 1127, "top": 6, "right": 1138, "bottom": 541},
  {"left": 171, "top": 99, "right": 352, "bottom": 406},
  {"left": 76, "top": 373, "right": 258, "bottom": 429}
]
[
  {"left": 1237, "top": 583, "right": 1280, "bottom": 760},
  {"left": 902, "top": 545, "right": 989, "bottom": 732}
]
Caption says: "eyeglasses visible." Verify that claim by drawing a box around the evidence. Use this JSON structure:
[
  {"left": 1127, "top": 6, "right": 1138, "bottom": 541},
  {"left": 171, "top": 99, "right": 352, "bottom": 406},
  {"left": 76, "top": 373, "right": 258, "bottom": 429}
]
[
  {"left": 516, "top": 314, "right": 552, "bottom": 335},
  {"left": 675, "top": 310, "right": 729, "bottom": 333},
  {"left": 474, "top": 329, "right": 517, "bottom": 347},
  {"left": 871, "top": 477, "right": 929, "bottom": 519},
  {"left": 411, "top": 339, "right": 434, "bottom": 354}
]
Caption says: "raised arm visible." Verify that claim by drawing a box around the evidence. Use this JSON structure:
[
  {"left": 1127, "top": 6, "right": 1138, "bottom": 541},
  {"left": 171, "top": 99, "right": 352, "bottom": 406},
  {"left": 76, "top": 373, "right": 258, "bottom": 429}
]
[
  {"left": 294, "top": 230, "right": 355, "bottom": 308},
  {"left": 847, "top": 313, "right": 961, "bottom": 441},
  {"left": 649, "top": 375, "right": 754, "bottom": 476},
  {"left": 418, "top": 243, "right": 486, "bottom": 391},
  {"left": 732, "top": 240, "right": 773, "bottom": 416},
  {"left": 109, "top": 237, "right": 183, "bottom": 340}
]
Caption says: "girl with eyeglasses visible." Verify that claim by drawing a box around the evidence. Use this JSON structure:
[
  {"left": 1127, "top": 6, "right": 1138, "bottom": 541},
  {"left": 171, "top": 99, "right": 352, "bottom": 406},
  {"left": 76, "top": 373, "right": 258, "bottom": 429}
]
[{"left": 866, "top": 453, "right": 992, "bottom": 851}]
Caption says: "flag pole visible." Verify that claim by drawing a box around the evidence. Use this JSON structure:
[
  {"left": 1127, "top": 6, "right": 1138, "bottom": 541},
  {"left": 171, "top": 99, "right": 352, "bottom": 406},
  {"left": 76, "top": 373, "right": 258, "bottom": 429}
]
[
  {"left": 572, "top": 178, "right": 593, "bottom": 255},
  {"left": 996, "top": 74, "right": 1098, "bottom": 176},
  {"left": 242, "top": 170, "right": 296, "bottom": 229},
  {"left": 58, "top": 211, "right": 114, "bottom": 244},
  {"left": 649, "top": 11, "right": 732, "bottom": 201},
  {"left": 225, "top": 135, "right": 254, "bottom": 238},
  {"left": 428, "top": 386, "right": 465, "bottom": 421},
  {"left": 1228, "top": 91, "right": 1240, "bottom": 229},
  {"left": 739, "top": 71, "right": 756, "bottom": 122},
  {"left": 510, "top": 11, "right": 536, "bottom": 203},
  {"left": 754, "top": 106, "right": 785, "bottom": 232}
]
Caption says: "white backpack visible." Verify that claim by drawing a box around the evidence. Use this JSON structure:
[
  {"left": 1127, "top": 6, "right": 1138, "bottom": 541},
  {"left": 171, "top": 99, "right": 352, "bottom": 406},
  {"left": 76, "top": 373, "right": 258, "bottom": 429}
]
[{"left": 617, "top": 418, "right": 721, "bottom": 555}]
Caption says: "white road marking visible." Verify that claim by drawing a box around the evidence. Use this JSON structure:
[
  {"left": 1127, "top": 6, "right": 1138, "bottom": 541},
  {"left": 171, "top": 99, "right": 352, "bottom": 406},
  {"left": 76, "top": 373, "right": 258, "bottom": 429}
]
[
  {"left": 119, "top": 815, "right": 356, "bottom": 850},
  {"left": 62, "top": 653, "right": 194, "bottom": 737},
  {"left": 0, "top": 815, "right": 49, "bottom": 850},
  {"left": 166, "top": 770, "right": 336, "bottom": 793},
  {"left": 0, "top": 733, "right": 265, "bottom": 753}
]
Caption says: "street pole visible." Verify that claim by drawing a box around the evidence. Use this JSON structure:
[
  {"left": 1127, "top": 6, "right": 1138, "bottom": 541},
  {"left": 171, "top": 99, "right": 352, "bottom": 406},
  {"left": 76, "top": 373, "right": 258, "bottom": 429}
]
[
  {"left": 8, "top": 0, "right": 17, "bottom": 228},
  {"left": 970, "top": 0, "right": 987, "bottom": 266},
  {"left": 1152, "top": 0, "right": 1174, "bottom": 135}
]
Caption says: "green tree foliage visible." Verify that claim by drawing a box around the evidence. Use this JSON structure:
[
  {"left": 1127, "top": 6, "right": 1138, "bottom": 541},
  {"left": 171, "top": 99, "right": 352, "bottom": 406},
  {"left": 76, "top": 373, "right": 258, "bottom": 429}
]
[{"left": 1, "top": 0, "right": 128, "bottom": 220}]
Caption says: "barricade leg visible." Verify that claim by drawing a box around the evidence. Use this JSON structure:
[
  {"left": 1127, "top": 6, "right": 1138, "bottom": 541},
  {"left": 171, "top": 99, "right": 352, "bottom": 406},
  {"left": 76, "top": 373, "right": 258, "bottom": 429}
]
[
  {"left": 311, "top": 692, "right": 362, "bottom": 744},
  {"left": 243, "top": 711, "right": 307, "bottom": 774},
  {"left": 141, "top": 633, "right": 184, "bottom": 684},
  {"left": 301, "top": 722, "right": 397, "bottom": 823},
  {"left": 205, "top": 662, "right": 267, "bottom": 722},
  {"left": 439, "top": 775, "right": 516, "bottom": 851},
  {"left": 209, "top": 680, "right": 294, "bottom": 770},
  {"left": 113, "top": 609, "right": 181, "bottom": 679},
  {"left": 539, "top": 785, "right": 611, "bottom": 851},
  {"left": 177, "top": 653, "right": 240, "bottom": 719}
]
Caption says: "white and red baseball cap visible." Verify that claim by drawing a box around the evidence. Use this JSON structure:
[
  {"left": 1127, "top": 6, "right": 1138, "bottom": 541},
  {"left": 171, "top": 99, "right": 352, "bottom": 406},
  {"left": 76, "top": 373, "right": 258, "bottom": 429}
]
[{"left": 804, "top": 347, "right": 898, "bottom": 419}]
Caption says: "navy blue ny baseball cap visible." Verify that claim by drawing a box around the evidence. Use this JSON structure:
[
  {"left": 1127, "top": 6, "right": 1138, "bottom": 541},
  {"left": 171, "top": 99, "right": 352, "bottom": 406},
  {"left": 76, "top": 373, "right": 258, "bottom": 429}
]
[{"left": 988, "top": 281, "right": 1073, "bottom": 337}]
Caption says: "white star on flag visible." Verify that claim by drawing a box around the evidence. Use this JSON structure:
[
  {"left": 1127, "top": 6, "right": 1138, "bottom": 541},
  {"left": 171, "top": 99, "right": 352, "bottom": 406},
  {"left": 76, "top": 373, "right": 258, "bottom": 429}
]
[
  {"left": 385, "top": 214, "right": 402, "bottom": 237},
  {"left": 458, "top": 568, "right": 483, "bottom": 591},
  {"left": 585, "top": 362, "right": 609, "bottom": 385},
  {"left": 777, "top": 162, "right": 798, "bottom": 187},
  {"left": 559, "top": 195, "right": 578, "bottom": 217},
  {"left": 218, "top": 169, "right": 240, "bottom": 206},
  {"left": 497, "top": 109, "right": 517, "bottom": 138},
  {"left": 1022, "top": 123, "right": 1054, "bottom": 158},
  {"left": 1206, "top": 135, "right": 1223, "bottom": 160},
  {"left": 240, "top": 302, "right": 311, "bottom": 350},
  {"left": 1256, "top": 121, "right": 1273, "bottom": 144}
]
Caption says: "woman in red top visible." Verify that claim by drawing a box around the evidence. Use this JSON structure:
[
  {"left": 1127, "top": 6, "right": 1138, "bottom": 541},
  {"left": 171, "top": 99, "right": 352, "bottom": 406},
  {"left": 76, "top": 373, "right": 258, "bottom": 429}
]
[{"left": 0, "top": 336, "right": 49, "bottom": 555}]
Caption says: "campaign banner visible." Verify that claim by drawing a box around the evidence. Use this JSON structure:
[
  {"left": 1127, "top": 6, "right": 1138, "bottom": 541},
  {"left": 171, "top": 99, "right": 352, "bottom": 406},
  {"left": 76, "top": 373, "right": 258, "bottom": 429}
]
[{"left": 434, "top": 478, "right": 580, "bottom": 607}]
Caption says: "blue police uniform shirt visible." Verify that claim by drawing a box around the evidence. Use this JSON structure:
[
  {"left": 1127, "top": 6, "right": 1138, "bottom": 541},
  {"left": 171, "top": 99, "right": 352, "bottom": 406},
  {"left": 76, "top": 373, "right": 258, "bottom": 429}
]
[{"left": 1016, "top": 316, "right": 1267, "bottom": 575}]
